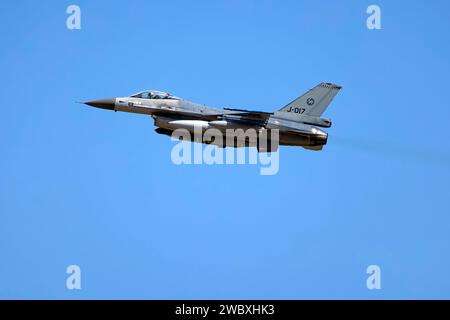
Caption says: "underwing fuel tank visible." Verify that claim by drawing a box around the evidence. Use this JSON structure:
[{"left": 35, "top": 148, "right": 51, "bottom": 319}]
[
  {"left": 154, "top": 119, "right": 257, "bottom": 131},
  {"left": 168, "top": 120, "right": 209, "bottom": 130},
  {"left": 209, "top": 120, "right": 228, "bottom": 127},
  {"left": 153, "top": 118, "right": 210, "bottom": 131}
]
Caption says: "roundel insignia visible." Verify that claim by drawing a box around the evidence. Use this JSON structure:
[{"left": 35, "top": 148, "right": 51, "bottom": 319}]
[{"left": 306, "top": 98, "right": 315, "bottom": 106}]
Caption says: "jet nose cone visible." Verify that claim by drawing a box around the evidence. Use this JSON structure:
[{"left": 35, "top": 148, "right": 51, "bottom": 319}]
[{"left": 84, "top": 98, "right": 116, "bottom": 111}]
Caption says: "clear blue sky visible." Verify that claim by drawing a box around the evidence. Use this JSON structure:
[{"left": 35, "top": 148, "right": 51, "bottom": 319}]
[{"left": 1, "top": 0, "right": 450, "bottom": 299}]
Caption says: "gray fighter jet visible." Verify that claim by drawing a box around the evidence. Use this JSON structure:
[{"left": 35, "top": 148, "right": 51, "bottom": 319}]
[{"left": 84, "top": 83, "right": 341, "bottom": 152}]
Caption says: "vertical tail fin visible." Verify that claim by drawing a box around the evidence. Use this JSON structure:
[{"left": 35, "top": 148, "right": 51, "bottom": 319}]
[{"left": 278, "top": 82, "right": 342, "bottom": 117}]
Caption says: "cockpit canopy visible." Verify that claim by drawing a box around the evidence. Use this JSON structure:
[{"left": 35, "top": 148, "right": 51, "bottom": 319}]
[{"left": 130, "top": 90, "right": 181, "bottom": 100}]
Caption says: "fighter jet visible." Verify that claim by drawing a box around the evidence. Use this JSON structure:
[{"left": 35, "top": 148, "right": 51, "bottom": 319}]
[{"left": 84, "top": 83, "right": 341, "bottom": 152}]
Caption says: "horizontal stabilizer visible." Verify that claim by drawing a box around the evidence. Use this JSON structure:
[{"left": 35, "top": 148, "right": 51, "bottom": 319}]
[{"left": 303, "top": 145, "right": 323, "bottom": 151}]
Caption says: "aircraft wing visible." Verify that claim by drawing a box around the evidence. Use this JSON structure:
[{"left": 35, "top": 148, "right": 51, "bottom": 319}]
[
  {"left": 223, "top": 108, "right": 273, "bottom": 121},
  {"left": 152, "top": 108, "right": 223, "bottom": 121},
  {"left": 152, "top": 107, "right": 273, "bottom": 123}
]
